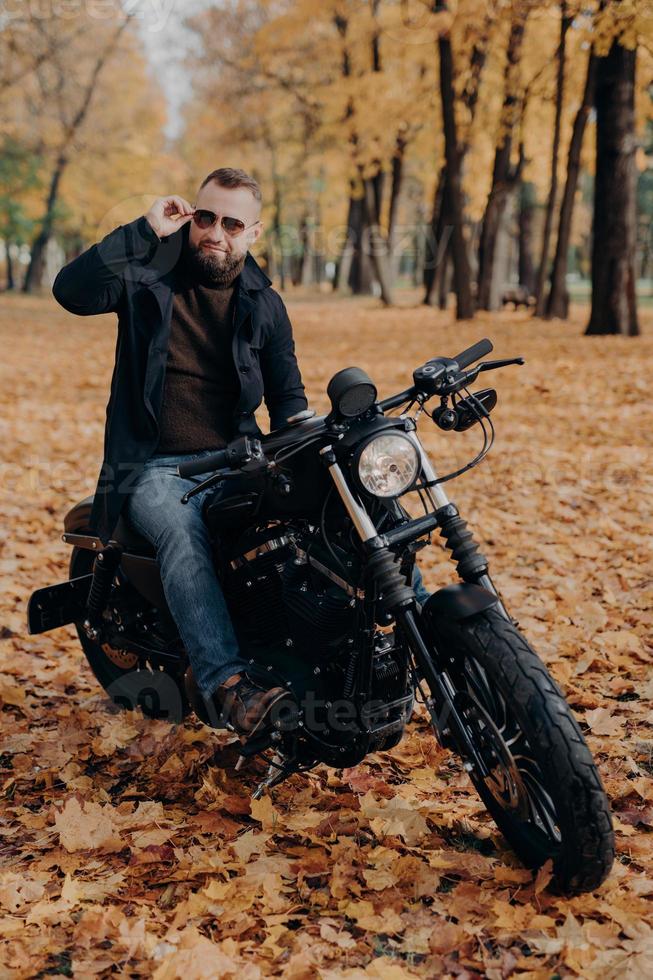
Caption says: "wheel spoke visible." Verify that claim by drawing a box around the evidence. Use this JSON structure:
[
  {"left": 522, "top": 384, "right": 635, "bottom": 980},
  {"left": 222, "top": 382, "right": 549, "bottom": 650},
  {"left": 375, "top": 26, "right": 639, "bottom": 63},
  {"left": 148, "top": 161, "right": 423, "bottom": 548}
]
[
  {"left": 449, "top": 656, "right": 563, "bottom": 840},
  {"left": 431, "top": 621, "right": 614, "bottom": 893},
  {"left": 520, "top": 769, "right": 561, "bottom": 841},
  {"left": 503, "top": 728, "right": 524, "bottom": 749}
]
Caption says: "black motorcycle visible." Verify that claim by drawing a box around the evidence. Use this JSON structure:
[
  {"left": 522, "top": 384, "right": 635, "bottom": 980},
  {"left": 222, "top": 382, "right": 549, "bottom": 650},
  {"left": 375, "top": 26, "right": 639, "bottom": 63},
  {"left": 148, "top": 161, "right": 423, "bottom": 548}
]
[{"left": 28, "top": 338, "right": 614, "bottom": 895}]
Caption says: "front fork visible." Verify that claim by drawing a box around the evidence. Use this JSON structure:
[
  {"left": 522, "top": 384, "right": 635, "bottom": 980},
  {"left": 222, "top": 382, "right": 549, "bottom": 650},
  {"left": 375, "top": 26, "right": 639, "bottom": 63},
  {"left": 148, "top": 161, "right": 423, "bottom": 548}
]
[
  {"left": 319, "top": 433, "right": 511, "bottom": 619},
  {"left": 406, "top": 429, "right": 512, "bottom": 621},
  {"left": 318, "top": 435, "right": 507, "bottom": 772}
]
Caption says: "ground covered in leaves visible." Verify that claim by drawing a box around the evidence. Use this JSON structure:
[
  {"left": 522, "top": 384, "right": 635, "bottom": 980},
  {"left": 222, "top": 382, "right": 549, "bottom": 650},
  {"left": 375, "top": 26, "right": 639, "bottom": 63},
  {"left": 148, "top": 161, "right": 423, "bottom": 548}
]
[{"left": 1, "top": 291, "right": 652, "bottom": 978}]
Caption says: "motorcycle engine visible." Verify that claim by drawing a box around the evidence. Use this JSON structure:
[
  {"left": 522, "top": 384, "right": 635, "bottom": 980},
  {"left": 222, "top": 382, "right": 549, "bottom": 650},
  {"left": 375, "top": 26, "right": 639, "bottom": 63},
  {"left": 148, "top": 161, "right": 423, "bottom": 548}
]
[
  {"left": 221, "top": 525, "right": 413, "bottom": 766},
  {"left": 221, "top": 526, "right": 357, "bottom": 665}
]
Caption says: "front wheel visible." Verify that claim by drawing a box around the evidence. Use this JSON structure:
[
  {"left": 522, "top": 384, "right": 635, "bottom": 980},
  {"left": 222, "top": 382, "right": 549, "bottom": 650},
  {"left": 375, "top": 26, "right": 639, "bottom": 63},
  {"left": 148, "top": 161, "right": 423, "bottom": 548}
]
[{"left": 423, "top": 605, "right": 614, "bottom": 895}]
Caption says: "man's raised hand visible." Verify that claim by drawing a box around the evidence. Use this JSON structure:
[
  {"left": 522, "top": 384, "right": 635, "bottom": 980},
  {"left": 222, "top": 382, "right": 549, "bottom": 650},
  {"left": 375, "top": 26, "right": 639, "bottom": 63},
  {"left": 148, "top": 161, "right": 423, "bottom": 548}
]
[{"left": 145, "top": 195, "right": 195, "bottom": 239}]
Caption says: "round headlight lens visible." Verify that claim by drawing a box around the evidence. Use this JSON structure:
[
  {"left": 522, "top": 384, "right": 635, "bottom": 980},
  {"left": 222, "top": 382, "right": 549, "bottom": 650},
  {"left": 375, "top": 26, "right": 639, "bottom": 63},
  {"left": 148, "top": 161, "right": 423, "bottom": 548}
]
[{"left": 357, "top": 433, "right": 419, "bottom": 498}]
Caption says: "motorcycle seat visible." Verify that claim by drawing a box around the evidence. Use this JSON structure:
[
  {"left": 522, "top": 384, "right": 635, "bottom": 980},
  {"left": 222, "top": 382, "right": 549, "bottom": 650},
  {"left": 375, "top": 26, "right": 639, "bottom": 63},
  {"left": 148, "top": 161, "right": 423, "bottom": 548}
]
[
  {"left": 112, "top": 513, "right": 156, "bottom": 558},
  {"left": 63, "top": 495, "right": 156, "bottom": 558}
]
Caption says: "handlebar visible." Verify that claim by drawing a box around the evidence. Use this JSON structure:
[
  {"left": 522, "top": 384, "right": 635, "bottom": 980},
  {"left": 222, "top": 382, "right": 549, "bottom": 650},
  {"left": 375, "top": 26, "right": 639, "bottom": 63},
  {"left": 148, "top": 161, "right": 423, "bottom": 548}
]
[
  {"left": 378, "top": 386, "right": 415, "bottom": 412},
  {"left": 176, "top": 436, "right": 262, "bottom": 478},
  {"left": 451, "top": 338, "right": 494, "bottom": 370},
  {"left": 178, "top": 341, "right": 515, "bottom": 477},
  {"left": 177, "top": 448, "right": 230, "bottom": 479},
  {"left": 379, "top": 340, "right": 524, "bottom": 414}
]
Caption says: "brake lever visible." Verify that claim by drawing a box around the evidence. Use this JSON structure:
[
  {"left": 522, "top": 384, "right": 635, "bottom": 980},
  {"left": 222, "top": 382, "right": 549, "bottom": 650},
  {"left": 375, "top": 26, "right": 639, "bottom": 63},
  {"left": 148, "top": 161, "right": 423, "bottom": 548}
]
[
  {"left": 180, "top": 455, "right": 271, "bottom": 505},
  {"left": 180, "top": 470, "right": 238, "bottom": 504},
  {"left": 438, "top": 357, "right": 525, "bottom": 397},
  {"left": 478, "top": 357, "right": 525, "bottom": 371}
]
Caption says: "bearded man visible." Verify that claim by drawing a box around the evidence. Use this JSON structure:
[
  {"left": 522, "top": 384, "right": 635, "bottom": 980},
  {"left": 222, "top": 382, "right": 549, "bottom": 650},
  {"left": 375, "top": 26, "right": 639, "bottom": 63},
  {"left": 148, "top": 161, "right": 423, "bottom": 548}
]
[{"left": 53, "top": 167, "right": 429, "bottom": 738}]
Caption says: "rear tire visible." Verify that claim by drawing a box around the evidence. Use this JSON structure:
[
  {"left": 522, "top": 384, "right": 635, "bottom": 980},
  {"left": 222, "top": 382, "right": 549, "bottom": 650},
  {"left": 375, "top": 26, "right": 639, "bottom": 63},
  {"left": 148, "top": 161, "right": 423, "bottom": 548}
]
[
  {"left": 69, "top": 547, "right": 190, "bottom": 723},
  {"left": 426, "top": 605, "right": 614, "bottom": 895}
]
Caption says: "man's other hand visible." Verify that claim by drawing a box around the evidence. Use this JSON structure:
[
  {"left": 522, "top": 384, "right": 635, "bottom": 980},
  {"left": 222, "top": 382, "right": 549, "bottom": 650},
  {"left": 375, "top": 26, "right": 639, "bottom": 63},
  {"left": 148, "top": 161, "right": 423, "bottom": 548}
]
[{"left": 145, "top": 195, "right": 195, "bottom": 239}]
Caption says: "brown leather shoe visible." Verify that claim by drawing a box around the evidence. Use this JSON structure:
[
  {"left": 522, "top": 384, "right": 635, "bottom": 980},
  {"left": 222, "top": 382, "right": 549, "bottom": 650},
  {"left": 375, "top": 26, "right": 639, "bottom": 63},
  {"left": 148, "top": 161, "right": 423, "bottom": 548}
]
[
  {"left": 184, "top": 667, "right": 296, "bottom": 735},
  {"left": 215, "top": 673, "right": 296, "bottom": 737}
]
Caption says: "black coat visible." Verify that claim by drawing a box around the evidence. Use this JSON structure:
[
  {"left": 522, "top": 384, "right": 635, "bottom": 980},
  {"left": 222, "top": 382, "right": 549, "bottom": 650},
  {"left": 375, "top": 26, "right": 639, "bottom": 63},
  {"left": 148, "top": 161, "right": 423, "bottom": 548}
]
[{"left": 52, "top": 215, "right": 308, "bottom": 544}]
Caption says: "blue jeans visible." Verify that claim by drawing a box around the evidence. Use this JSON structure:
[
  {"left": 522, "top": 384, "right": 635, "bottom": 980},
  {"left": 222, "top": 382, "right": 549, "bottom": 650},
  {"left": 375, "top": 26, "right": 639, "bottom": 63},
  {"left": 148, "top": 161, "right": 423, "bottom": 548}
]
[{"left": 124, "top": 449, "right": 431, "bottom": 698}]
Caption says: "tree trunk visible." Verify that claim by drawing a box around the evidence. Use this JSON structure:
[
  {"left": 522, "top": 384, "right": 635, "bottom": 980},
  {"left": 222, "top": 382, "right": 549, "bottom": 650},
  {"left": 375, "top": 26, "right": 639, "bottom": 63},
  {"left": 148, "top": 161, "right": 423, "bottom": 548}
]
[
  {"left": 435, "top": 2, "right": 474, "bottom": 320},
  {"left": 388, "top": 133, "right": 405, "bottom": 282},
  {"left": 423, "top": 165, "right": 446, "bottom": 305},
  {"left": 269, "top": 149, "right": 286, "bottom": 291},
  {"left": 361, "top": 5, "right": 393, "bottom": 304},
  {"left": 353, "top": 199, "right": 374, "bottom": 294},
  {"left": 477, "top": 14, "right": 526, "bottom": 311},
  {"left": 363, "top": 174, "right": 393, "bottom": 305},
  {"left": 533, "top": 3, "right": 571, "bottom": 315},
  {"left": 5, "top": 240, "right": 15, "bottom": 290},
  {"left": 414, "top": 201, "right": 427, "bottom": 287},
  {"left": 424, "top": 6, "right": 491, "bottom": 311},
  {"left": 640, "top": 220, "right": 651, "bottom": 280},
  {"left": 586, "top": 39, "right": 639, "bottom": 336},
  {"left": 546, "top": 51, "right": 597, "bottom": 319},
  {"left": 23, "top": 152, "right": 66, "bottom": 292},
  {"left": 340, "top": 192, "right": 375, "bottom": 295},
  {"left": 518, "top": 181, "right": 536, "bottom": 294},
  {"left": 313, "top": 192, "right": 325, "bottom": 285},
  {"left": 437, "top": 250, "right": 452, "bottom": 309},
  {"left": 334, "top": 13, "right": 378, "bottom": 297},
  {"left": 336, "top": 193, "right": 355, "bottom": 292},
  {"left": 297, "top": 211, "right": 314, "bottom": 287},
  {"left": 23, "top": 18, "right": 129, "bottom": 293}
]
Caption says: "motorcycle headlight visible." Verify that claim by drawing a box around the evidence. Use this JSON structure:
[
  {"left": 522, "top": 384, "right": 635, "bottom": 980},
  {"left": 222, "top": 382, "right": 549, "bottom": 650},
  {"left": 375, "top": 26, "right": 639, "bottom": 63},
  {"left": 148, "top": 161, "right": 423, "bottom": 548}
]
[{"left": 356, "top": 432, "right": 420, "bottom": 498}]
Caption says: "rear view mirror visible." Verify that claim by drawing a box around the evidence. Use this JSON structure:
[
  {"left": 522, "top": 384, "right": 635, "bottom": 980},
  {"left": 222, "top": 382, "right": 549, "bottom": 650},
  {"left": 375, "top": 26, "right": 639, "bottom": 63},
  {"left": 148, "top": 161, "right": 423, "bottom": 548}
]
[{"left": 454, "top": 388, "right": 497, "bottom": 431}]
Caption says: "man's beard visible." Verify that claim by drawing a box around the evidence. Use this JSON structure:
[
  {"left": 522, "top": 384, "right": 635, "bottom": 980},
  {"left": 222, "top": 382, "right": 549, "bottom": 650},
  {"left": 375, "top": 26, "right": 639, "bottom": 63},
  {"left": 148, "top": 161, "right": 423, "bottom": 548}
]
[{"left": 182, "top": 239, "right": 246, "bottom": 288}]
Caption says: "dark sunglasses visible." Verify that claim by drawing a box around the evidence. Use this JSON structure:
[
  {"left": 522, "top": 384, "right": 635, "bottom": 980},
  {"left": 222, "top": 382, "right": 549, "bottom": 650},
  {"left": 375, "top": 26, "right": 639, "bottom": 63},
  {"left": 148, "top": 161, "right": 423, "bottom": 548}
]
[{"left": 192, "top": 209, "right": 259, "bottom": 237}]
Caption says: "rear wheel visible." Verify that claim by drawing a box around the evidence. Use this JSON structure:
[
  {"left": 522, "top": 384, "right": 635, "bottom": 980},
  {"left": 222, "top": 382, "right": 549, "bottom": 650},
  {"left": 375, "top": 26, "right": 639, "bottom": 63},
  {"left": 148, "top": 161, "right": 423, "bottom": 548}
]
[
  {"left": 425, "top": 605, "right": 614, "bottom": 895},
  {"left": 69, "top": 547, "right": 190, "bottom": 723}
]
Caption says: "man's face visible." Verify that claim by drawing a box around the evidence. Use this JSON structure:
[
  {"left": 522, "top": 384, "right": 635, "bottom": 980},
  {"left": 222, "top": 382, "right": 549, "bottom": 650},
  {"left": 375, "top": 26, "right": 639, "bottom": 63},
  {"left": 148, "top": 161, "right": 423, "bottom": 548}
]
[{"left": 186, "top": 182, "right": 263, "bottom": 282}]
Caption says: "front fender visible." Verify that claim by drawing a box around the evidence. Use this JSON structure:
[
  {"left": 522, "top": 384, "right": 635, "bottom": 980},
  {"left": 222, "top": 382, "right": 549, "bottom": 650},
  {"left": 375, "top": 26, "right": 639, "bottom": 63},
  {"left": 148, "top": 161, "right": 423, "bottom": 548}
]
[{"left": 422, "top": 582, "right": 498, "bottom": 622}]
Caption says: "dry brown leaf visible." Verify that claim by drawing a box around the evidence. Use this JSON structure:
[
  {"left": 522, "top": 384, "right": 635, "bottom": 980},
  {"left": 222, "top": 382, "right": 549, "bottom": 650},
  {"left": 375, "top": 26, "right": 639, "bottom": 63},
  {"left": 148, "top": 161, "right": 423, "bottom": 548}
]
[
  {"left": 585, "top": 707, "right": 626, "bottom": 737},
  {"left": 3, "top": 295, "right": 653, "bottom": 976},
  {"left": 52, "top": 796, "right": 123, "bottom": 853}
]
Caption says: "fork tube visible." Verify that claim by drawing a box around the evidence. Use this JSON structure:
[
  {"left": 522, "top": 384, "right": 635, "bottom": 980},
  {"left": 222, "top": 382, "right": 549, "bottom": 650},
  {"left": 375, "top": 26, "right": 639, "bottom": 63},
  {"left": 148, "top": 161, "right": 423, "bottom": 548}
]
[
  {"left": 403, "top": 428, "right": 451, "bottom": 510},
  {"left": 319, "top": 446, "right": 377, "bottom": 541},
  {"left": 405, "top": 429, "right": 512, "bottom": 621}
]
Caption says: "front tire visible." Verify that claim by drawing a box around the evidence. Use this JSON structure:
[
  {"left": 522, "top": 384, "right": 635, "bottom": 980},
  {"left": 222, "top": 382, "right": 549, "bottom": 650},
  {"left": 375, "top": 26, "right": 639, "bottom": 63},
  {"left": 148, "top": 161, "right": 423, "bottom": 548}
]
[{"left": 425, "top": 605, "right": 614, "bottom": 895}]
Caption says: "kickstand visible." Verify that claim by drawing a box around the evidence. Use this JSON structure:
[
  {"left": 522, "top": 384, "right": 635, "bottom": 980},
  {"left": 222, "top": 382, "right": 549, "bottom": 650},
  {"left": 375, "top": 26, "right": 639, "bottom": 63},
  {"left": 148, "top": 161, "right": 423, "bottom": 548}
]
[
  {"left": 251, "top": 752, "right": 294, "bottom": 799},
  {"left": 233, "top": 728, "right": 280, "bottom": 772}
]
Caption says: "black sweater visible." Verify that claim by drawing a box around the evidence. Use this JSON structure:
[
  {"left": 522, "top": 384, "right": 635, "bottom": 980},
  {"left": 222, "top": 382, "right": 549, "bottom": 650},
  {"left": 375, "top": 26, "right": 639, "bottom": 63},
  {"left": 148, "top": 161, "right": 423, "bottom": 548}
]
[{"left": 156, "top": 272, "right": 240, "bottom": 453}]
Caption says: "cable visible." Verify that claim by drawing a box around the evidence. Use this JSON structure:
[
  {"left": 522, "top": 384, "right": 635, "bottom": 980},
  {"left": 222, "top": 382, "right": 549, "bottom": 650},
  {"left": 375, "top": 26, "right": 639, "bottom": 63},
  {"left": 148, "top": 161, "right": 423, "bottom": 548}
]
[
  {"left": 385, "top": 397, "right": 417, "bottom": 417},
  {"left": 319, "top": 484, "right": 349, "bottom": 575},
  {"left": 412, "top": 384, "right": 495, "bottom": 489},
  {"left": 272, "top": 434, "right": 325, "bottom": 466},
  {"left": 416, "top": 485, "right": 430, "bottom": 516}
]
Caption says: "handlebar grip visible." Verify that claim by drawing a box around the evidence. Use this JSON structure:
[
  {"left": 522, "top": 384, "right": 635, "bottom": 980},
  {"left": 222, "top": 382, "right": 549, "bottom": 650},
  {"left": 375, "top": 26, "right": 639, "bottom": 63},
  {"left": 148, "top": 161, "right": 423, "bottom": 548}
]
[
  {"left": 177, "top": 448, "right": 229, "bottom": 478},
  {"left": 454, "top": 338, "right": 494, "bottom": 370}
]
